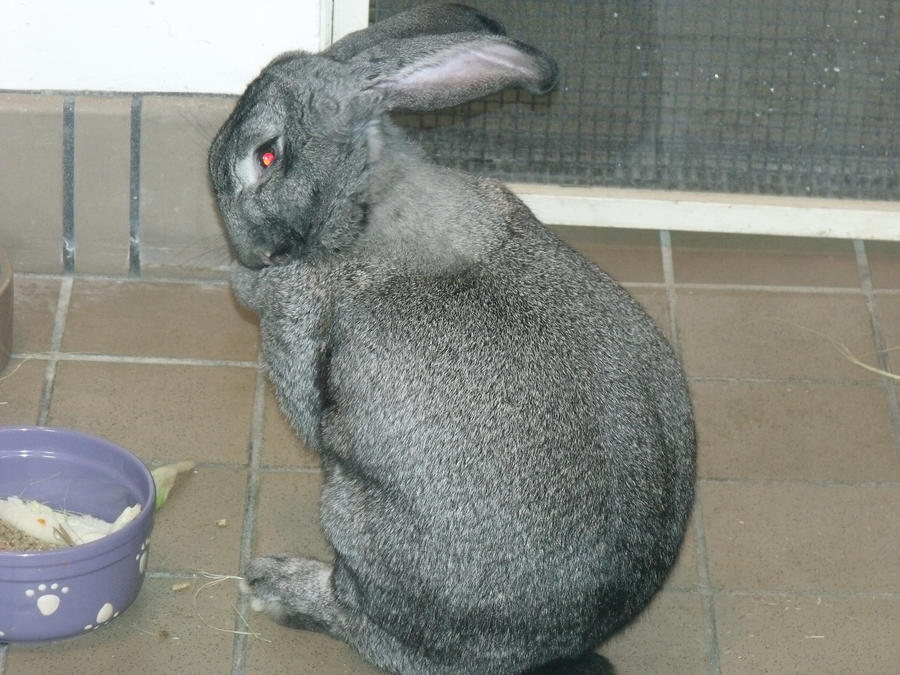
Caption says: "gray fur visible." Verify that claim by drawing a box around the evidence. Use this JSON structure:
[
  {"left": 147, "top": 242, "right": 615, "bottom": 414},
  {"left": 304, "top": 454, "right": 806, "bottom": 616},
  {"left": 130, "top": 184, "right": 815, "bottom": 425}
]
[{"left": 209, "top": 5, "right": 695, "bottom": 674}]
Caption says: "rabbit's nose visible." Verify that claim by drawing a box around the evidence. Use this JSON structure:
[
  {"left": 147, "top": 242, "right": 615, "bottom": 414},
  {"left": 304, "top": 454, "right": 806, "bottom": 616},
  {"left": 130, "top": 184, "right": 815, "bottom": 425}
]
[
  {"left": 256, "top": 249, "right": 278, "bottom": 267},
  {"left": 256, "top": 245, "right": 294, "bottom": 267}
]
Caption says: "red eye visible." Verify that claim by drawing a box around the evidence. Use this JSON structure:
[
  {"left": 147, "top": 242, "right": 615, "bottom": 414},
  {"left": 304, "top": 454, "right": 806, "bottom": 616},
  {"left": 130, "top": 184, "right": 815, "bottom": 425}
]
[{"left": 260, "top": 150, "right": 276, "bottom": 168}]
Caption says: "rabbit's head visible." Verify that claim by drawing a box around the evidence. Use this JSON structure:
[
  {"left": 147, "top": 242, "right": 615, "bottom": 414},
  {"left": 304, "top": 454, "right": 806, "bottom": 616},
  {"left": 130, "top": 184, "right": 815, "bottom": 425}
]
[{"left": 208, "top": 4, "right": 557, "bottom": 269}]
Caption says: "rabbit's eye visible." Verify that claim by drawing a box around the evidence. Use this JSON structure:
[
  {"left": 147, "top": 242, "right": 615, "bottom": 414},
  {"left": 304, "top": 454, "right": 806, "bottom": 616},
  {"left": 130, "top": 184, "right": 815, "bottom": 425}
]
[{"left": 256, "top": 138, "right": 281, "bottom": 169}]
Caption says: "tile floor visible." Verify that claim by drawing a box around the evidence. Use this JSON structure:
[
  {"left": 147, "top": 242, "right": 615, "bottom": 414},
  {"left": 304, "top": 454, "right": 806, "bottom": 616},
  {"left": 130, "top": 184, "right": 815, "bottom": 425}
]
[{"left": 1, "top": 227, "right": 898, "bottom": 674}]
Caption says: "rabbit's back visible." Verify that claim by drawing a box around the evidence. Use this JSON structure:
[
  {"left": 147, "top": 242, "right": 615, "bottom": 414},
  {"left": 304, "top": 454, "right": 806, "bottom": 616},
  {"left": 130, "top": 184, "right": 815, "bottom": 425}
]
[{"left": 283, "top": 221, "right": 696, "bottom": 660}]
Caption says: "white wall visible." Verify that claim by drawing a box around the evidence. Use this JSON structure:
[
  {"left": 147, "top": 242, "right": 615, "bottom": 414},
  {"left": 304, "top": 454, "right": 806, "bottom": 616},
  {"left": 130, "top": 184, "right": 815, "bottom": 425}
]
[{"left": 0, "top": 0, "right": 368, "bottom": 94}]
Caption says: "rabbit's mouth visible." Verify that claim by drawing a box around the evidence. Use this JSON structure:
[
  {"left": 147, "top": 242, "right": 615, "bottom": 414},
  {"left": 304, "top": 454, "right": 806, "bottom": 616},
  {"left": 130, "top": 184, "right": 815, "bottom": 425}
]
[
  {"left": 229, "top": 220, "right": 305, "bottom": 269},
  {"left": 229, "top": 233, "right": 300, "bottom": 269},
  {"left": 257, "top": 247, "right": 293, "bottom": 267},
  {"left": 253, "top": 233, "right": 304, "bottom": 267}
]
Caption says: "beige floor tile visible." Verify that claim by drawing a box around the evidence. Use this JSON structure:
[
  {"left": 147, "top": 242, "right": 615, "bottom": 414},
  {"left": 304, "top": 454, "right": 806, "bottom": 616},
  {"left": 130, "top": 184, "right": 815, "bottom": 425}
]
[
  {"left": 552, "top": 225, "right": 663, "bottom": 283},
  {"left": 677, "top": 289, "right": 877, "bottom": 380},
  {"left": 62, "top": 279, "right": 258, "bottom": 361},
  {"left": 693, "top": 380, "right": 900, "bottom": 481},
  {"left": 1, "top": 277, "right": 58, "bottom": 424},
  {"left": 260, "top": 383, "right": 321, "bottom": 468},
  {"left": 864, "top": 240, "right": 900, "bottom": 290},
  {"left": 0, "top": 358, "right": 45, "bottom": 425},
  {"left": 48, "top": 360, "right": 256, "bottom": 464},
  {"left": 244, "top": 623, "right": 384, "bottom": 674},
  {"left": 666, "top": 507, "right": 700, "bottom": 590},
  {"left": 4, "top": 576, "right": 238, "bottom": 675},
  {"left": 671, "top": 232, "right": 860, "bottom": 287},
  {"left": 148, "top": 466, "right": 247, "bottom": 575},
  {"left": 715, "top": 593, "right": 900, "bottom": 675},
  {"left": 10, "top": 276, "right": 60, "bottom": 354},
  {"left": 870, "top": 294, "right": 900, "bottom": 372},
  {"left": 701, "top": 482, "right": 900, "bottom": 592},
  {"left": 253, "top": 471, "right": 332, "bottom": 562},
  {"left": 601, "top": 591, "right": 708, "bottom": 675},
  {"left": 628, "top": 286, "right": 672, "bottom": 342}
]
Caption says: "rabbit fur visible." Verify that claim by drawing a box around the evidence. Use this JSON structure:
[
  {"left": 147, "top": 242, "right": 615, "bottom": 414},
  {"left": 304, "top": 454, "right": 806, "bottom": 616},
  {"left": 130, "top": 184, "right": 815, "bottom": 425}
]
[{"left": 208, "top": 4, "right": 695, "bottom": 674}]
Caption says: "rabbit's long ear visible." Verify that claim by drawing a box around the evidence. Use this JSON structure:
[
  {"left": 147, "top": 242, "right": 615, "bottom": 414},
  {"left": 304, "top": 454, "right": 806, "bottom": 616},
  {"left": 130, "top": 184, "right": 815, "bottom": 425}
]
[
  {"left": 353, "top": 34, "right": 558, "bottom": 114},
  {"left": 325, "top": 3, "right": 505, "bottom": 62}
]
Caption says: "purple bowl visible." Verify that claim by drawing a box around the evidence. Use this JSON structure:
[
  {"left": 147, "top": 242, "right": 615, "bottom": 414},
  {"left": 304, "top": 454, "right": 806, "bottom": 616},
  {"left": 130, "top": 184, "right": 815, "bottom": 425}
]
[{"left": 0, "top": 426, "right": 155, "bottom": 643}]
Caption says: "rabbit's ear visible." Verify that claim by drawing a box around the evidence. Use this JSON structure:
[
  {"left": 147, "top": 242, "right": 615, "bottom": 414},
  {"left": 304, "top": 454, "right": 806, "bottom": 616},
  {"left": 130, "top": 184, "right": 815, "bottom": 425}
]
[
  {"left": 353, "top": 34, "right": 558, "bottom": 114},
  {"left": 325, "top": 4, "right": 505, "bottom": 62}
]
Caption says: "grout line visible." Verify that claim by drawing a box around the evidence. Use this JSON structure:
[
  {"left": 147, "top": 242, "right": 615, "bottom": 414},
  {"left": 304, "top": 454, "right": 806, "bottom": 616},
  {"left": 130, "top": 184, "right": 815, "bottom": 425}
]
[
  {"left": 36, "top": 277, "right": 73, "bottom": 425},
  {"left": 691, "top": 493, "right": 722, "bottom": 675},
  {"left": 659, "top": 230, "right": 681, "bottom": 353},
  {"left": 129, "top": 95, "right": 143, "bottom": 277},
  {"left": 663, "top": 229, "right": 723, "bottom": 674},
  {"left": 697, "top": 476, "right": 900, "bottom": 489},
  {"left": 254, "top": 464, "right": 322, "bottom": 474},
  {"left": 230, "top": 366, "right": 267, "bottom": 675},
  {"left": 650, "top": 585, "right": 900, "bottom": 599},
  {"left": 62, "top": 95, "right": 76, "bottom": 273},
  {"left": 26, "top": 352, "right": 257, "bottom": 369},
  {"left": 15, "top": 270, "right": 893, "bottom": 297},
  {"left": 854, "top": 240, "right": 900, "bottom": 459},
  {"left": 622, "top": 281, "right": 668, "bottom": 290},
  {"left": 13, "top": 271, "right": 232, "bottom": 286},
  {"left": 705, "top": 587, "right": 899, "bottom": 600},
  {"left": 1, "top": 453, "right": 881, "bottom": 487},
  {"left": 671, "top": 281, "right": 866, "bottom": 295},
  {"left": 654, "top": 585, "right": 899, "bottom": 600},
  {"left": 662, "top": 230, "right": 722, "bottom": 674},
  {"left": 145, "top": 570, "right": 218, "bottom": 581},
  {"left": 0, "top": 87, "right": 238, "bottom": 99},
  {"left": 688, "top": 374, "right": 881, "bottom": 386},
  {"left": 9, "top": 349, "right": 885, "bottom": 388}
]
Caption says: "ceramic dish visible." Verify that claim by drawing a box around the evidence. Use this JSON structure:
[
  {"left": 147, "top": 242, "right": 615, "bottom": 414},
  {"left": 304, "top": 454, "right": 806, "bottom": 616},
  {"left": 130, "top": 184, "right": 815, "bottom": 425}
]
[{"left": 0, "top": 426, "right": 155, "bottom": 642}]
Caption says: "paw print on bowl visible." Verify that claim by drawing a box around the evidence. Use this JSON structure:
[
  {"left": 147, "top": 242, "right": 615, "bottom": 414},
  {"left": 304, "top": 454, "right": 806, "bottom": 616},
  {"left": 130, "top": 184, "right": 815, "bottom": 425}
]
[
  {"left": 83, "top": 602, "right": 119, "bottom": 631},
  {"left": 25, "top": 582, "right": 70, "bottom": 616},
  {"left": 19, "top": 581, "right": 119, "bottom": 631},
  {"left": 136, "top": 537, "right": 150, "bottom": 574}
]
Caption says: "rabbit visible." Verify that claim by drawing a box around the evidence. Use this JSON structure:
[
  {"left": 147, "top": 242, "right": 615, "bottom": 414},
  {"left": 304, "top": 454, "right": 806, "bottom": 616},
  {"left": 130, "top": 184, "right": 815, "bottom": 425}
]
[{"left": 208, "top": 4, "right": 695, "bottom": 674}]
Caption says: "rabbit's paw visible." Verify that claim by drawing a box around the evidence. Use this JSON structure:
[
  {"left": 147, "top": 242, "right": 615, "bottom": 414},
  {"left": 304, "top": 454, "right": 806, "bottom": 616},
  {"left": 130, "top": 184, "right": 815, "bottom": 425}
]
[
  {"left": 241, "top": 555, "right": 334, "bottom": 630},
  {"left": 230, "top": 261, "right": 265, "bottom": 309}
]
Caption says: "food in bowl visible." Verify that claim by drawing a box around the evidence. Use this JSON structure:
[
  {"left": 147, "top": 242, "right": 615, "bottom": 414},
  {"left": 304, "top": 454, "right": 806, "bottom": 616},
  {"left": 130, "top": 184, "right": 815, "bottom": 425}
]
[{"left": 0, "top": 496, "right": 141, "bottom": 549}]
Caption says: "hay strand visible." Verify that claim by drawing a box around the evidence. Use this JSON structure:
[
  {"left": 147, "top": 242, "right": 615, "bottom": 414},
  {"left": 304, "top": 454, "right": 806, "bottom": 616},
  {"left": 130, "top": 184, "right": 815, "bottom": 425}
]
[
  {"left": 193, "top": 571, "right": 271, "bottom": 643},
  {"left": 760, "top": 317, "right": 900, "bottom": 380}
]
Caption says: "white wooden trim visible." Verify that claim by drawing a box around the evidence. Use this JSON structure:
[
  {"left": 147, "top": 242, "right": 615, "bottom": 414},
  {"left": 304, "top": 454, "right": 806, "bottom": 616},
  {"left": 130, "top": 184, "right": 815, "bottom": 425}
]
[
  {"left": 319, "top": 0, "right": 335, "bottom": 51},
  {"left": 321, "top": 0, "right": 370, "bottom": 48},
  {"left": 509, "top": 184, "right": 900, "bottom": 241},
  {"left": 332, "top": 0, "right": 370, "bottom": 41}
]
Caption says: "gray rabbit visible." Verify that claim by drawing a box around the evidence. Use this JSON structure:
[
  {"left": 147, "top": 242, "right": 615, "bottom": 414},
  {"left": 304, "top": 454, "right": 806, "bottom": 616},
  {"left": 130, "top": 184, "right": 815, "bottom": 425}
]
[{"left": 208, "top": 4, "right": 695, "bottom": 674}]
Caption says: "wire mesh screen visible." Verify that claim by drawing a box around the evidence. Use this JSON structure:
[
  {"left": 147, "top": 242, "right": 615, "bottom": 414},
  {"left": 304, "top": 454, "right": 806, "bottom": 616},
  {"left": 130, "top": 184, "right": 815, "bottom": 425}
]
[{"left": 370, "top": 1, "right": 899, "bottom": 200}]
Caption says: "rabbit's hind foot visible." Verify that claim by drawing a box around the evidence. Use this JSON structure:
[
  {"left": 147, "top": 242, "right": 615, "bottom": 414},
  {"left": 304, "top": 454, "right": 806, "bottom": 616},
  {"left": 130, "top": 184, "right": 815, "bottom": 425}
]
[{"left": 241, "top": 554, "right": 345, "bottom": 634}]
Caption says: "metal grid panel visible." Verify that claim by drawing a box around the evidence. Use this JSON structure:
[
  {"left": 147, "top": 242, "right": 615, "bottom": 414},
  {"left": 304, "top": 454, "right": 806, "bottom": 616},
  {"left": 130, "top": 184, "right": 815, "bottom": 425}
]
[{"left": 371, "top": 1, "right": 899, "bottom": 200}]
